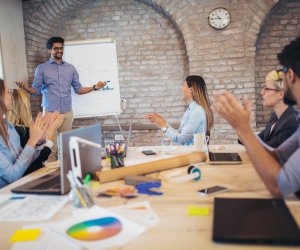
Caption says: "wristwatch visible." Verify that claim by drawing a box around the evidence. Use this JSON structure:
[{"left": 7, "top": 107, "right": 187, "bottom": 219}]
[{"left": 93, "top": 84, "right": 97, "bottom": 91}]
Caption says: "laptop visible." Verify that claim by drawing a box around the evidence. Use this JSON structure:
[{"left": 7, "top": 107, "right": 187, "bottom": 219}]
[
  {"left": 208, "top": 151, "right": 242, "bottom": 164},
  {"left": 213, "top": 197, "right": 300, "bottom": 246},
  {"left": 11, "top": 124, "right": 103, "bottom": 195}
]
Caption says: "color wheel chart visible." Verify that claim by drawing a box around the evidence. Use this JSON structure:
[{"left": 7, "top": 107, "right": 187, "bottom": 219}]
[{"left": 66, "top": 217, "right": 122, "bottom": 241}]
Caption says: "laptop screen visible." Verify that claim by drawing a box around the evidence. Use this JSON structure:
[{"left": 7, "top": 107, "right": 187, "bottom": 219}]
[{"left": 59, "top": 124, "right": 102, "bottom": 194}]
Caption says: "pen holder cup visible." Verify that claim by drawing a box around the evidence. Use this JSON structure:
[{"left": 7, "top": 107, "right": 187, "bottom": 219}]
[
  {"left": 111, "top": 153, "right": 125, "bottom": 169},
  {"left": 70, "top": 185, "right": 94, "bottom": 209},
  {"left": 70, "top": 187, "right": 84, "bottom": 208}
]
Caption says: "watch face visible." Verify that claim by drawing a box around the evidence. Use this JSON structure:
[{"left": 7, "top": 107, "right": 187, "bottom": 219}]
[{"left": 208, "top": 8, "right": 231, "bottom": 30}]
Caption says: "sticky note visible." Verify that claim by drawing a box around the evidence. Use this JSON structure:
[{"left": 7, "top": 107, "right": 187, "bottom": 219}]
[
  {"left": 187, "top": 206, "right": 210, "bottom": 216},
  {"left": 10, "top": 229, "right": 41, "bottom": 242}
]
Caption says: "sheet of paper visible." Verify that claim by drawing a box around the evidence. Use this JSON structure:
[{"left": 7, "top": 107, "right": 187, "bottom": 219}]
[
  {"left": 0, "top": 195, "right": 26, "bottom": 213},
  {"left": 0, "top": 195, "right": 68, "bottom": 221},
  {"left": 45, "top": 205, "right": 146, "bottom": 250},
  {"left": 12, "top": 226, "right": 80, "bottom": 250},
  {"left": 109, "top": 200, "right": 161, "bottom": 228}
]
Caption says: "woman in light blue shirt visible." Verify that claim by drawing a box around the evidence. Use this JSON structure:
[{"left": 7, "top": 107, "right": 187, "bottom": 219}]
[
  {"left": 145, "top": 75, "right": 213, "bottom": 145},
  {"left": 0, "top": 79, "right": 47, "bottom": 188}
]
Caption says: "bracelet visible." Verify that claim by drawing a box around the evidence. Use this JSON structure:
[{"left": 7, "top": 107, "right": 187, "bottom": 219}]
[{"left": 93, "top": 84, "right": 97, "bottom": 91}]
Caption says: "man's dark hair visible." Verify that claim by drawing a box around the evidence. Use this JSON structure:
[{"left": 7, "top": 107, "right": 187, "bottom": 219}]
[
  {"left": 277, "top": 36, "right": 300, "bottom": 78},
  {"left": 46, "top": 37, "right": 64, "bottom": 49}
]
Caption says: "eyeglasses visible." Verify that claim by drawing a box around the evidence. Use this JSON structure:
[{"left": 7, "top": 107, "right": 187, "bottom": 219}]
[
  {"left": 52, "top": 47, "right": 64, "bottom": 52},
  {"left": 8, "top": 89, "right": 14, "bottom": 94},
  {"left": 262, "top": 87, "right": 280, "bottom": 92}
]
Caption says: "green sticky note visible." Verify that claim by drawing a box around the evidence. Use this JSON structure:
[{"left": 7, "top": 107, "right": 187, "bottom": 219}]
[
  {"left": 187, "top": 206, "right": 210, "bottom": 216},
  {"left": 10, "top": 229, "right": 41, "bottom": 242}
]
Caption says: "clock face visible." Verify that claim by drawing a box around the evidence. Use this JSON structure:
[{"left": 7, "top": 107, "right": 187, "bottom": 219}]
[{"left": 208, "top": 8, "right": 231, "bottom": 30}]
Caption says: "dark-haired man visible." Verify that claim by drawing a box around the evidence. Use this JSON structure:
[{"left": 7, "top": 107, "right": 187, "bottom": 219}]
[
  {"left": 16, "top": 37, "right": 106, "bottom": 161},
  {"left": 213, "top": 36, "right": 300, "bottom": 198}
]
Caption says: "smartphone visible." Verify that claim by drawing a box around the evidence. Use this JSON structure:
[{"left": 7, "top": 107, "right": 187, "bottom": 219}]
[
  {"left": 142, "top": 150, "right": 156, "bottom": 155},
  {"left": 197, "top": 185, "right": 229, "bottom": 196}
]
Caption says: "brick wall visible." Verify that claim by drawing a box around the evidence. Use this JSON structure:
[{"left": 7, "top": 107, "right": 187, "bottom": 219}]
[
  {"left": 22, "top": 0, "right": 295, "bottom": 146},
  {"left": 255, "top": 0, "right": 300, "bottom": 130}
]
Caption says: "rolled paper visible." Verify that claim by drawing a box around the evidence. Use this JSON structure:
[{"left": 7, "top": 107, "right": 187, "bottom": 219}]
[{"left": 96, "top": 151, "right": 206, "bottom": 183}]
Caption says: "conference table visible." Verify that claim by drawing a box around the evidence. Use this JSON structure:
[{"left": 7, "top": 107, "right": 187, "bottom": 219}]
[{"left": 1, "top": 145, "right": 300, "bottom": 250}]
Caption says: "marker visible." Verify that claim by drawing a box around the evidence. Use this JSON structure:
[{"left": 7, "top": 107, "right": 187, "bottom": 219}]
[
  {"left": 83, "top": 174, "right": 92, "bottom": 185},
  {"left": 105, "top": 81, "right": 110, "bottom": 83}
]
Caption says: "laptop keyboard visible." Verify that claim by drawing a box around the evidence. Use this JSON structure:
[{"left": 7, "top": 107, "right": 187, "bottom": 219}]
[
  {"left": 209, "top": 152, "right": 242, "bottom": 162},
  {"left": 31, "top": 175, "right": 61, "bottom": 190}
]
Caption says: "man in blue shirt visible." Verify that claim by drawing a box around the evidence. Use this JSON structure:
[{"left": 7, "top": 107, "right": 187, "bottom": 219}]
[
  {"left": 16, "top": 37, "right": 106, "bottom": 161},
  {"left": 213, "top": 36, "right": 300, "bottom": 198}
]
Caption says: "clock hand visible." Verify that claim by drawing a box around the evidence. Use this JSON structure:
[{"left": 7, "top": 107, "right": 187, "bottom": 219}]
[{"left": 210, "top": 17, "right": 221, "bottom": 20}]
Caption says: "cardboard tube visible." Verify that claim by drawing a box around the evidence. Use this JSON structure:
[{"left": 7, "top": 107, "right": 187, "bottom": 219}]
[{"left": 96, "top": 151, "right": 206, "bottom": 183}]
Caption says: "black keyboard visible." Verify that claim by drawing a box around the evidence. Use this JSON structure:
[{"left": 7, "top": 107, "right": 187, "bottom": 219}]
[
  {"left": 32, "top": 175, "right": 61, "bottom": 190},
  {"left": 209, "top": 152, "right": 242, "bottom": 162}
]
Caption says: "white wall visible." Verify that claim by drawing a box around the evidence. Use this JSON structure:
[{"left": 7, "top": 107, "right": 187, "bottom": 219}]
[{"left": 0, "top": 0, "right": 28, "bottom": 88}]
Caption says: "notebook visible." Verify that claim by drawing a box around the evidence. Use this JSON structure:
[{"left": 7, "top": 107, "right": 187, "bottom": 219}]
[
  {"left": 208, "top": 151, "right": 242, "bottom": 164},
  {"left": 213, "top": 197, "right": 300, "bottom": 246},
  {"left": 11, "top": 124, "right": 102, "bottom": 195}
]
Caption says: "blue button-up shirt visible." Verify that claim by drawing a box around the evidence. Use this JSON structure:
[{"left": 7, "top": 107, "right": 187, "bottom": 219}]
[
  {"left": 32, "top": 58, "right": 82, "bottom": 113},
  {"left": 165, "top": 101, "right": 207, "bottom": 145},
  {"left": 0, "top": 122, "right": 36, "bottom": 188}
]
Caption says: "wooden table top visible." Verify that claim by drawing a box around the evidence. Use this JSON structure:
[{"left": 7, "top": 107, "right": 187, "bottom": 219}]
[{"left": 1, "top": 145, "right": 300, "bottom": 250}]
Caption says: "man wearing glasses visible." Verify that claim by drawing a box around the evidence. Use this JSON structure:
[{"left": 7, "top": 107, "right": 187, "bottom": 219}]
[
  {"left": 16, "top": 37, "right": 106, "bottom": 161},
  {"left": 213, "top": 36, "right": 300, "bottom": 198}
]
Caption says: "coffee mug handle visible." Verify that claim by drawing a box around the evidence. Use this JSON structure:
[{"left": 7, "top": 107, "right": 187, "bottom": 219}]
[{"left": 205, "top": 135, "right": 210, "bottom": 145}]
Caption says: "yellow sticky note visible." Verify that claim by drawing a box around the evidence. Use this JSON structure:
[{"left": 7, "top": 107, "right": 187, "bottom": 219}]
[
  {"left": 187, "top": 206, "right": 210, "bottom": 216},
  {"left": 10, "top": 229, "right": 41, "bottom": 242}
]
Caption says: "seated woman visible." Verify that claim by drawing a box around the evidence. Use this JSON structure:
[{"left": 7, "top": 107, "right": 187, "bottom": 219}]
[
  {"left": 257, "top": 69, "right": 299, "bottom": 148},
  {"left": 8, "top": 88, "right": 63, "bottom": 175},
  {"left": 0, "top": 79, "right": 47, "bottom": 188},
  {"left": 144, "top": 75, "right": 213, "bottom": 145}
]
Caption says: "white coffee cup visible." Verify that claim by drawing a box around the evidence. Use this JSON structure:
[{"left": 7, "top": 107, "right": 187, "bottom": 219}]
[{"left": 194, "top": 133, "right": 205, "bottom": 151}]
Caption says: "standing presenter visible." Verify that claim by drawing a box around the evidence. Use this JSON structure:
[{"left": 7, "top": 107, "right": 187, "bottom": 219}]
[{"left": 16, "top": 37, "right": 106, "bottom": 161}]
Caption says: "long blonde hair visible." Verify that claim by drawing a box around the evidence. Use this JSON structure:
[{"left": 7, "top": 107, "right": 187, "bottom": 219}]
[
  {"left": 186, "top": 75, "right": 214, "bottom": 135},
  {"left": 0, "top": 79, "right": 8, "bottom": 145},
  {"left": 8, "top": 88, "right": 33, "bottom": 127}
]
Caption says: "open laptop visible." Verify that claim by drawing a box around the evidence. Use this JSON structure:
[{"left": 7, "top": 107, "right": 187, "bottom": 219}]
[
  {"left": 11, "top": 124, "right": 102, "bottom": 195},
  {"left": 208, "top": 151, "right": 242, "bottom": 164},
  {"left": 213, "top": 197, "right": 300, "bottom": 246}
]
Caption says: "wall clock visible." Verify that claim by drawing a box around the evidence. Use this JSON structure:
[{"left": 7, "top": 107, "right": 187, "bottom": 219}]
[{"left": 208, "top": 7, "right": 231, "bottom": 30}]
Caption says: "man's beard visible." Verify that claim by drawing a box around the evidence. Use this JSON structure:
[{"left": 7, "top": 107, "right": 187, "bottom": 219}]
[
  {"left": 283, "top": 87, "right": 297, "bottom": 105},
  {"left": 54, "top": 53, "right": 63, "bottom": 60}
]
